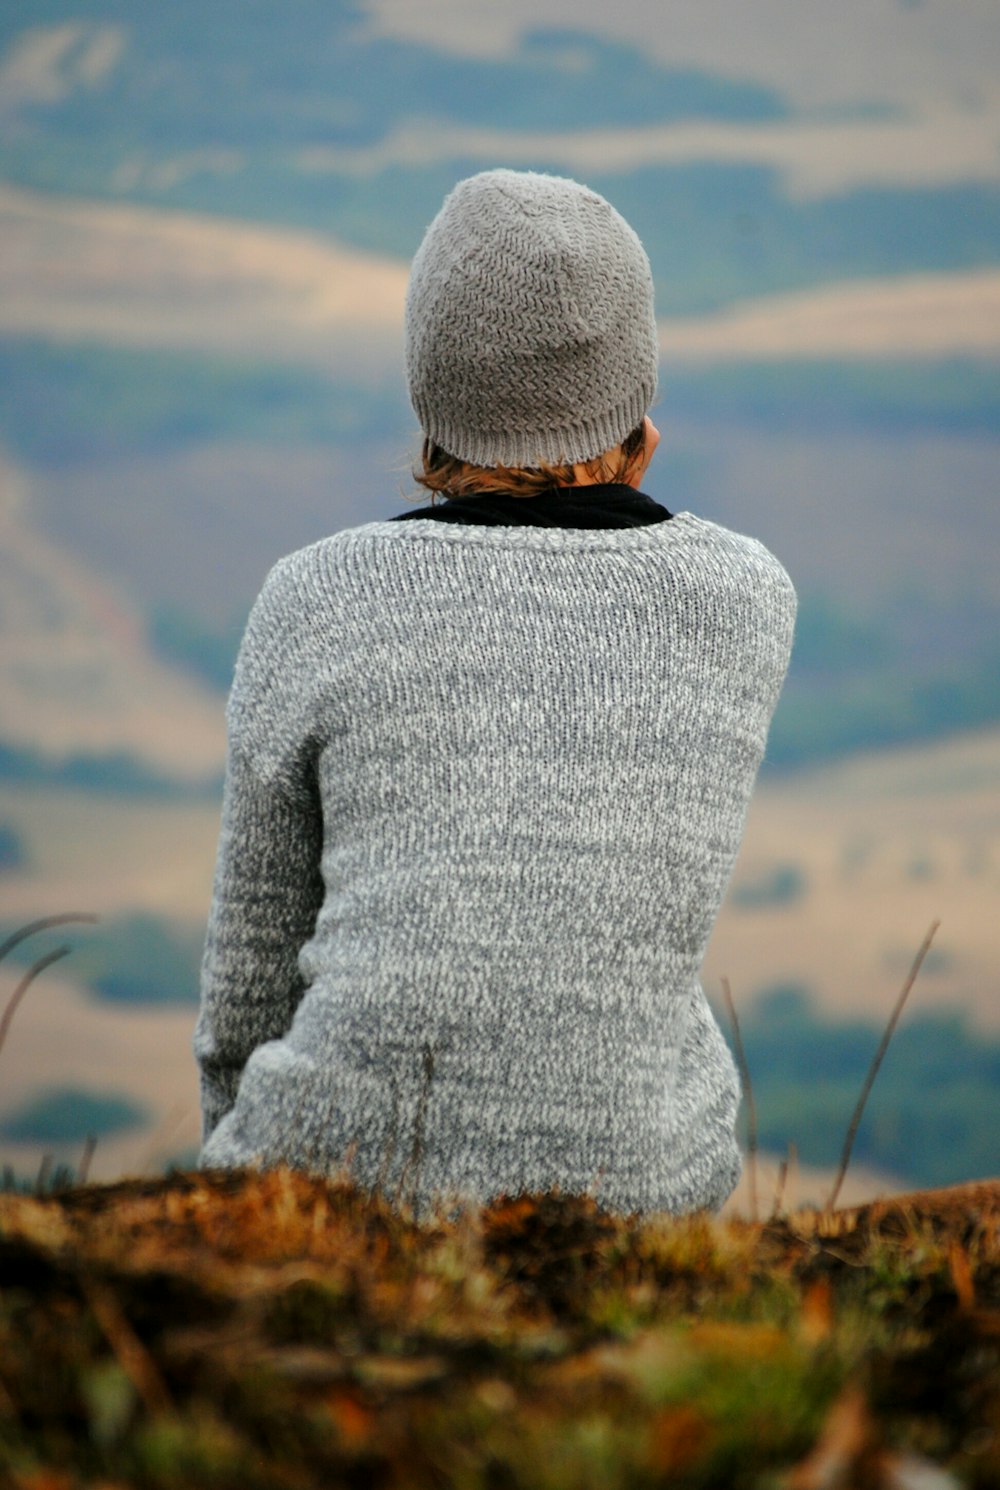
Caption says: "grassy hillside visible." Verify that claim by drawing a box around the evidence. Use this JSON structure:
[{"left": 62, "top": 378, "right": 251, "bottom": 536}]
[
  {"left": 0, "top": 339, "right": 407, "bottom": 464},
  {"left": 0, "top": 455, "right": 225, "bottom": 789},
  {"left": 1, "top": 1168, "right": 998, "bottom": 1488},
  {"left": 5, "top": 341, "right": 999, "bottom": 470},
  {"left": 732, "top": 988, "right": 1000, "bottom": 1189},
  {"left": 2, "top": 338, "right": 997, "bottom": 766},
  {"left": 3, "top": 9, "right": 1000, "bottom": 312}
]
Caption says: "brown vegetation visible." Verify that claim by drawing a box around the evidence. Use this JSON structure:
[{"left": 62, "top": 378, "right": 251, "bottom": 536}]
[{"left": 1, "top": 1166, "right": 998, "bottom": 1488}]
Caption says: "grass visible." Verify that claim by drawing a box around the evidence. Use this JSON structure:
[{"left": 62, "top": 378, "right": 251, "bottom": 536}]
[{"left": 1, "top": 1167, "right": 998, "bottom": 1488}]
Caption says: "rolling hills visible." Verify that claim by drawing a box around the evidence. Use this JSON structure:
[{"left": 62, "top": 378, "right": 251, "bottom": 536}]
[{"left": 0, "top": 0, "right": 997, "bottom": 1210}]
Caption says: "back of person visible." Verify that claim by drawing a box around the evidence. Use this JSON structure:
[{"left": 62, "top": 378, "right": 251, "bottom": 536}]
[{"left": 194, "top": 169, "right": 796, "bottom": 1219}]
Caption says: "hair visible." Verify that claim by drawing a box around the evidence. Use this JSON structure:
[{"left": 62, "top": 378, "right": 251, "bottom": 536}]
[{"left": 414, "top": 422, "right": 648, "bottom": 503}]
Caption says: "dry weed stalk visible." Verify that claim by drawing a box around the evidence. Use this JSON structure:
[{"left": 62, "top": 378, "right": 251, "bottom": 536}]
[
  {"left": 1, "top": 913, "right": 99, "bottom": 1192},
  {"left": 78, "top": 1134, "right": 98, "bottom": 1185},
  {"left": 0, "top": 946, "right": 71, "bottom": 1060},
  {"left": 83, "top": 1277, "right": 174, "bottom": 1416},
  {"left": 721, "top": 976, "right": 758, "bottom": 1222},
  {"left": 0, "top": 913, "right": 99, "bottom": 1060},
  {"left": 770, "top": 1142, "right": 795, "bottom": 1221},
  {"left": 725, "top": 918, "right": 940, "bottom": 1221},
  {"left": 0, "top": 912, "right": 100, "bottom": 966},
  {"left": 824, "top": 918, "right": 941, "bottom": 1213}
]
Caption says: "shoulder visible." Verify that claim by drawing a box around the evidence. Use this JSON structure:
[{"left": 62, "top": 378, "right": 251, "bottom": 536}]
[
  {"left": 256, "top": 514, "right": 797, "bottom": 620},
  {"left": 257, "top": 523, "right": 403, "bottom": 603},
  {"left": 228, "top": 537, "right": 366, "bottom": 745},
  {"left": 677, "top": 515, "right": 797, "bottom": 668},
  {"left": 237, "top": 525, "right": 410, "bottom": 682},
  {"left": 246, "top": 527, "right": 376, "bottom": 638},
  {"left": 681, "top": 514, "right": 796, "bottom": 599}
]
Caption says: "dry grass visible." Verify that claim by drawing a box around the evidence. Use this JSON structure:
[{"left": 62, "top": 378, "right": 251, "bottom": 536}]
[
  {"left": 1, "top": 1167, "right": 998, "bottom": 1488},
  {"left": 4, "top": 181, "right": 999, "bottom": 372},
  {"left": 660, "top": 268, "right": 1000, "bottom": 360},
  {"left": 0, "top": 181, "right": 406, "bottom": 373}
]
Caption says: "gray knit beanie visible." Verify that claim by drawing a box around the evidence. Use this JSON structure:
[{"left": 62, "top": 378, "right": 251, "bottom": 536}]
[{"left": 404, "top": 169, "right": 659, "bottom": 469}]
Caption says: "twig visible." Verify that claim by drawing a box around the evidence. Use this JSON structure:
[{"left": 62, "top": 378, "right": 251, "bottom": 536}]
[
  {"left": 78, "top": 1135, "right": 98, "bottom": 1185},
  {"left": 397, "top": 1041, "right": 436, "bottom": 1213},
  {"left": 721, "top": 977, "right": 757, "bottom": 1222},
  {"left": 83, "top": 1278, "right": 173, "bottom": 1416},
  {"left": 0, "top": 946, "right": 71, "bottom": 1059},
  {"left": 0, "top": 913, "right": 98, "bottom": 967},
  {"left": 770, "top": 1149, "right": 790, "bottom": 1221},
  {"left": 824, "top": 919, "right": 940, "bottom": 1213}
]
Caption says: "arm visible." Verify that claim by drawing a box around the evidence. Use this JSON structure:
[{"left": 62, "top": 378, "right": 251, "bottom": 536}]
[{"left": 193, "top": 562, "right": 325, "bottom": 1147}]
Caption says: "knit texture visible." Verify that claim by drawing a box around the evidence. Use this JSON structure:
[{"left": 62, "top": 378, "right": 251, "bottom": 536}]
[
  {"left": 195, "top": 514, "right": 796, "bottom": 1219},
  {"left": 404, "top": 170, "right": 659, "bottom": 468}
]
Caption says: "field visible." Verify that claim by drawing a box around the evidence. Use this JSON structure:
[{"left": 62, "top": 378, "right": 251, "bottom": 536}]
[
  {"left": 0, "top": 182, "right": 407, "bottom": 375},
  {"left": 0, "top": 454, "right": 225, "bottom": 779},
  {"left": 703, "top": 727, "right": 1000, "bottom": 1034},
  {"left": 4, "top": 183, "right": 999, "bottom": 373}
]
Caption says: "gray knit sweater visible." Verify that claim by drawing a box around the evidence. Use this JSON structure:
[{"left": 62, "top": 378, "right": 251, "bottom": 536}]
[{"left": 195, "top": 512, "right": 796, "bottom": 1218}]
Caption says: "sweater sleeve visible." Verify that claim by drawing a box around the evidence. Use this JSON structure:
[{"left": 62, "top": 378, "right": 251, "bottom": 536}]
[{"left": 193, "top": 561, "right": 325, "bottom": 1148}]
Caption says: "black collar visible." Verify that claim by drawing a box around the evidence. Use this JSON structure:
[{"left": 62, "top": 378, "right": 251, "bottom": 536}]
[{"left": 388, "top": 482, "right": 672, "bottom": 530}]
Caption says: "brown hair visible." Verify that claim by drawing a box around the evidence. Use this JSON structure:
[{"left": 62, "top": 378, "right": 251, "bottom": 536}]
[{"left": 414, "top": 423, "right": 648, "bottom": 503}]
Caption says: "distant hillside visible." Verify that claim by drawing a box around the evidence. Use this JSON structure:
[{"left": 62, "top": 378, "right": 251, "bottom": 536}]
[
  {"left": 361, "top": 0, "right": 1000, "bottom": 114},
  {"left": 2, "top": 7, "right": 999, "bottom": 313},
  {"left": 0, "top": 454, "right": 224, "bottom": 786}
]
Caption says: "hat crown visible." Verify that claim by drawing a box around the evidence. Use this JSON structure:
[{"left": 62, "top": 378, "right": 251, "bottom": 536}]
[{"left": 404, "top": 169, "right": 658, "bottom": 469}]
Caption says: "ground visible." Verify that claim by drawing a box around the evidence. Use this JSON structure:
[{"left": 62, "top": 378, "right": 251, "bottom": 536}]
[{"left": 1, "top": 1169, "right": 998, "bottom": 1488}]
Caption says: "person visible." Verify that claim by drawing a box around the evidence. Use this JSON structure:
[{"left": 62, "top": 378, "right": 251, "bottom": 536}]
[{"left": 194, "top": 168, "right": 796, "bottom": 1219}]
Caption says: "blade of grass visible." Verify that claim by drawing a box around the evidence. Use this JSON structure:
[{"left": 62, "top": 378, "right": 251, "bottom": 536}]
[
  {"left": 78, "top": 1135, "right": 98, "bottom": 1185},
  {"left": 770, "top": 1149, "right": 789, "bottom": 1221},
  {"left": 721, "top": 977, "right": 757, "bottom": 1222},
  {"left": 824, "top": 919, "right": 940, "bottom": 1213},
  {"left": 0, "top": 945, "right": 71, "bottom": 1059},
  {"left": 0, "top": 913, "right": 98, "bottom": 966}
]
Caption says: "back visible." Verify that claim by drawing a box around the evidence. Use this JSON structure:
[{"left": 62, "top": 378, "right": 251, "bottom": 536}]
[{"left": 195, "top": 512, "right": 796, "bottom": 1217}]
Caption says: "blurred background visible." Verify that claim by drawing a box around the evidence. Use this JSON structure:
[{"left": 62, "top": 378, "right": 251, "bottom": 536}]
[{"left": 1, "top": 0, "right": 998, "bottom": 1207}]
